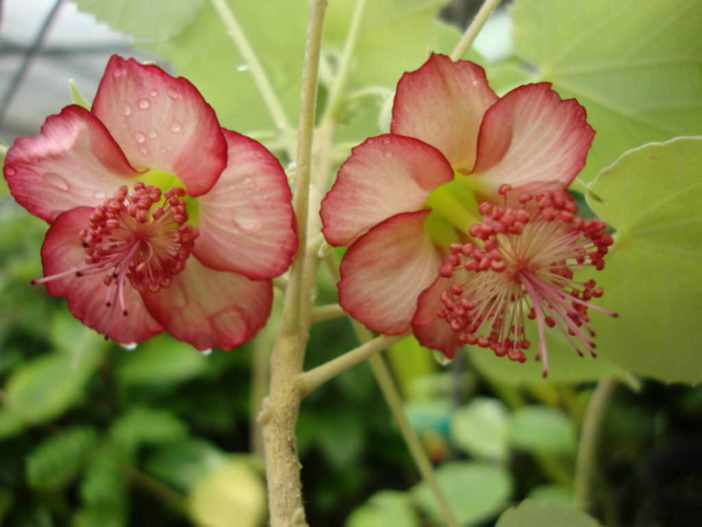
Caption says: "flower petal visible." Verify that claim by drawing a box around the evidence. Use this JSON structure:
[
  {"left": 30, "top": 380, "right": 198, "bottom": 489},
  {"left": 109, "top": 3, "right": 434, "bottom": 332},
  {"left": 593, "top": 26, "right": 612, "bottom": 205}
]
[
  {"left": 471, "top": 83, "right": 595, "bottom": 193},
  {"left": 141, "top": 257, "right": 272, "bottom": 351},
  {"left": 321, "top": 134, "right": 453, "bottom": 247},
  {"left": 92, "top": 55, "right": 227, "bottom": 197},
  {"left": 4, "top": 105, "right": 136, "bottom": 223},
  {"left": 391, "top": 53, "right": 498, "bottom": 172},
  {"left": 412, "top": 275, "right": 464, "bottom": 358},
  {"left": 338, "top": 210, "right": 441, "bottom": 335},
  {"left": 194, "top": 130, "right": 297, "bottom": 279},
  {"left": 40, "top": 207, "right": 164, "bottom": 343}
]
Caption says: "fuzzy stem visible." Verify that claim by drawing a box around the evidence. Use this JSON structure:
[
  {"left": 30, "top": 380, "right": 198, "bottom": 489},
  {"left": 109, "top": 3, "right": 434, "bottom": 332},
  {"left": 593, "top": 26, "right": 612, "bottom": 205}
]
[
  {"left": 310, "top": 303, "right": 346, "bottom": 323},
  {"left": 209, "top": 0, "right": 296, "bottom": 155},
  {"left": 320, "top": 0, "right": 368, "bottom": 125},
  {"left": 298, "top": 334, "right": 405, "bottom": 395},
  {"left": 261, "top": 2, "right": 327, "bottom": 526},
  {"left": 450, "top": 0, "right": 501, "bottom": 61},
  {"left": 574, "top": 377, "right": 618, "bottom": 512}
]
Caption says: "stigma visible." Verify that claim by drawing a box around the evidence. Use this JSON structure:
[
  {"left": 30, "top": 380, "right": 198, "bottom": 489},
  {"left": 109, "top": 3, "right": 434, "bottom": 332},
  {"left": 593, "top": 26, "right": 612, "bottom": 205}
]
[
  {"left": 33, "top": 182, "right": 197, "bottom": 326},
  {"left": 436, "top": 186, "right": 616, "bottom": 377}
]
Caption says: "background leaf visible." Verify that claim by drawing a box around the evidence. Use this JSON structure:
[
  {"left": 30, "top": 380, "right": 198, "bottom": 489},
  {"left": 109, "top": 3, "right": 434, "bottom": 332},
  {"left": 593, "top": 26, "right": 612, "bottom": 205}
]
[
  {"left": 496, "top": 500, "right": 601, "bottom": 527},
  {"left": 507, "top": 406, "right": 577, "bottom": 455},
  {"left": 508, "top": 0, "right": 702, "bottom": 183},
  {"left": 71, "top": 0, "right": 205, "bottom": 41},
  {"left": 587, "top": 137, "right": 702, "bottom": 383}
]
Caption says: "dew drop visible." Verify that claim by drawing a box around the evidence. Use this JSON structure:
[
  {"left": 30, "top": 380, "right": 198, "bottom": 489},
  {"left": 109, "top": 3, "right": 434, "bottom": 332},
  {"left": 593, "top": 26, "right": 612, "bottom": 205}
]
[
  {"left": 236, "top": 63, "right": 250, "bottom": 72},
  {"left": 5, "top": 166, "right": 16, "bottom": 176},
  {"left": 383, "top": 150, "right": 393, "bottom": 159},
  {"left": 148, "top": 129, "right": 158, "bottom": 139},
  {"left": 170, "top": 121, "right": 181, "bottom": 133},
  {"left": 112, "top": 67, "right": 125, "bottom": 78},
  {"left": 138, "top": 98, "right": 150, "bottom": 109},
  {"left": 45, "top": 172, "right": 70, "bottom": 191},
  {"left": 432, "top": 349, "right": 453, "bottom": 366},
  {"left": 123, "top": 105, "right": 132, "bottom": 116},
  {"left": 168, "top": 87, "right": 180, "bottom": 100},
  {"left": 232, "top": 201, "right": 262, "bottom": 230},
  {"left": 139, "top": 146, "right": 150, "bottom": 155},
  {"left": 134, "top": 131, "right": 147, "bottom": 143},
  {"left": 201, "top": 348, "right": 213, "bottom": 356},
  {"left": 381, "top": 136, "right": 391, "bottom": 145},
  {"left": 93, "top": 191, "right": 107, "bottom": 199},
  {"left": 121, "top": 342, "right": 138, "bottom": 351},
  {"left": 149, "top": 89, "right": 158, "bottom": 97}
]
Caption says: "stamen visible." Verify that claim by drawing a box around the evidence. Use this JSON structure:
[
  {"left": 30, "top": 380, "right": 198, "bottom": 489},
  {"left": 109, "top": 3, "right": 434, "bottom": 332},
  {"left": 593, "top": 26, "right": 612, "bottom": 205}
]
[
  {"left": 33, "top": 183, "right": 198, "bottom": 341},
  {"left": 437, "top": 190, "right": 616, "bottom": 376}
]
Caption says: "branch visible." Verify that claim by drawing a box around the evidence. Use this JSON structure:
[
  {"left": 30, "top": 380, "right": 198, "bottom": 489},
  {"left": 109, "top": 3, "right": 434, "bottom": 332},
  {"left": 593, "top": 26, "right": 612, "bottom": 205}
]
[{"left": 450, "top": 0, "right": 501, "bottom": 61}]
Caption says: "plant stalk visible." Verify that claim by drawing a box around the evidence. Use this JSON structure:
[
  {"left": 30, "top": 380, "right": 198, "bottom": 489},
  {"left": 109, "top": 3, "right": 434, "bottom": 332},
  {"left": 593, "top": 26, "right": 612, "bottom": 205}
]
[{"left": 450, "top": 0, "right": 501, "bottom": 61}]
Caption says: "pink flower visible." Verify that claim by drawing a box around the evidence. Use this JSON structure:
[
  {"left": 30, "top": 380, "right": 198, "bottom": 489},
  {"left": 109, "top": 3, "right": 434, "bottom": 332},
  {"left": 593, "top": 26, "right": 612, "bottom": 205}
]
[
  {"left": 3, "top": 55, "right": 297, "bottom": 350},
  {"left": 320, "top": 54, "right": 615, "bottom": 376}
]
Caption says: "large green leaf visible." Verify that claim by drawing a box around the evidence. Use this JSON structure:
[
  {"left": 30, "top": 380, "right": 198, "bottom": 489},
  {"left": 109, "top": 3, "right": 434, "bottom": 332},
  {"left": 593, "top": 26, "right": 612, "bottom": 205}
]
[
  {"left": 71, "top": 0, "right": 205, "bottom": 41},
  {"left": 347, "top": 490, "right": 418, "bottom": 527},
  {"left": 507, "top": 406, "right": 577, "bottom": 456},
  {"left": 586, "top": 137, "right": 702, "bottom": 383},
  {"left": 509, "top": 0, "right": 702, "bottom": 183},
  {"left": 496, "top": 500, "right": 600, "bottom": 527},
  {"left": 450, "top": 397, "right": 508, "bottom": 460}
]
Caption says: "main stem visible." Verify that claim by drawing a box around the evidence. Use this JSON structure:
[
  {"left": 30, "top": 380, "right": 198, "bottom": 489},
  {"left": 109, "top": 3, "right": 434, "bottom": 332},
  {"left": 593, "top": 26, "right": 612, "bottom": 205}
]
[{"left": 260, "top": 1, "right": 327, "bottom": 526}]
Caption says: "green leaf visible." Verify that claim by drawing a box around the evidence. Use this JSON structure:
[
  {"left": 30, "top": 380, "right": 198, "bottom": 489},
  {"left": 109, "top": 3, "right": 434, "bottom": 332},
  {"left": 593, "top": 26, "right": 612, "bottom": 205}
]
[
  {"left": 587, "top": 137, "right": 702, "bottom": 383},
  {"left": 347, "top": 490, "right": 418, "bottom": 527},
  {"left": 49, "top": 311, "right": 109, "bottom": 357},
  {"left": 70, "top": 0, "right": 205, "bottom": 41},
  {"left": 187, "top": 458, "right": 266, "bottom": 527},
  {"left": 69, "top": 79, "right": 91, "bottom": 109},
  {"left": 26, "top": 426, "right": 99, "bottom": 490},
  {"left": 507, "top": 406, "right": 577, "bottom": 455},
  {"left": 509, "top": 0, "right": 702, "bottom": 183},
  {"left": 0, "top": 489, "right": 13, "bottom": 525},
  {"left": 526, "top": 485, "right": 575, "bottom": 506},
  {"left": 4, "top": 349, "right": 101, "bottom": 428},
  {"left": 496, "top": 500, "right": 601, "bottom": 527},
  {"left": 110, "top": 407, "right": 189, "bottom": 456},
  {"left": 450, "top": 397, "right": 508, "bottom": 460},
  {"left": 412, "top": 461, "right": 512, "bottom": 526},
  {"left": 116, "top": 333, "right": 209, "bottom": 388},
  {"left": 144, "top": 439, "right": 227, "bottom": 492},
  {"left": 0, "top": 410, "right": 24, "bottom": 439}
]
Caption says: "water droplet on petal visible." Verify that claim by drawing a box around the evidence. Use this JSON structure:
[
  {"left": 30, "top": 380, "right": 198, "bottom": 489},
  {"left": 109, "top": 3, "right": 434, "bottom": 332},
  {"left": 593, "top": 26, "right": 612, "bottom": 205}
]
[
  {"left": 149, "top": 89, "right": 158, "bottom": 97},
  {"left": 231, "top": 200, "right": 262, "bottom": 230},
  {"left": 112, "top": 67, "right": 126, "bottom": 78},
  {"left": 432, "top": 349, "right": 453, "bottom": 366},
  {"left": 45, "top": 172, "right": 70, "bottom": 191},
  {"left": 124, "top": 105, "right": 132, "bottom": 116},
  {"left": 381, "top": 136, "right": 391, "bottom": 145},
  {"left": 134, "top": 131, "right": 147, "bottom": 143},
  {"left": 201, "top": 348, "right": 213, "bottom": 356},
  {"left": 168, "top": 87, "right": 180, "bottom": 100},
  {"left": 5, "top": 166, "right": 16, "bottom": 176},
  {"left": 383, "top": 150, "right": 393, "bottom": 159},
  {"left": 170, "top": 122, "right": 181, "bottom": 133},
  {"left": 148, "top": 129, "right": 158, "bottom": 139},
  {"left": 121, "top": 342, "right": 137, "bottom": 351},
  {"left": 236, "top": 63, "right": 250, "bottom": 71},
  {"left": 139, "top": 146, "right": 150, "bottom": 155},
  {"left": 93, "top": 191, "right": 107, "bottom": 199},
  {"left": 138, "top": 98, "right": 150, "bottom": 109}
]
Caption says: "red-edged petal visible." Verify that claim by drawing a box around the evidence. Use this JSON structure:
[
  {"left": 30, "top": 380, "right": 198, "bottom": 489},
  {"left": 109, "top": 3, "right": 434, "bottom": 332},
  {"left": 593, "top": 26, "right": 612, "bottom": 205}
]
[
  {"left": 471, "top": 83, "right": 594, "bottom": 194},
  {"left": 4, "top": 106, "right": 136, "bottom": 223},
  {"left": 92, "top": 55, "right": 227, "bottom": 197},
  {"left": 141, "top": 256, "right": 272, "bottom": 351},
  {"left": 40, "top": 207, "right": 164, "bottom": 343},
  {"left": 391, "top": 53, "right": 498, "bottom": 172},
  {"left": 338, "top": 210, "right": 441, "bottom": 335},
  {"left": 321, "top": 134, "right": 453, "bottom": 247},
  {"left": 412, "top": 275, "right": 464, "bottom": 358},
  {"left": 194, "top": 130, "right": 296, "bottom": 279}
]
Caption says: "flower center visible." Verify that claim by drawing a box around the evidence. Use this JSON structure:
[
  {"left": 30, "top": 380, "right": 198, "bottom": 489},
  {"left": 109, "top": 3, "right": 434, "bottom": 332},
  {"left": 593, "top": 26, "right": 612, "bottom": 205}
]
[
  {"left": 34, "top": 182, "right": 198, "bottom": 318},
  {"left": 423, "top": 173, "right": 483, "bottom": 246},
  {"left": 436, "top": 186, "right": 616, "bottom": 377}
]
